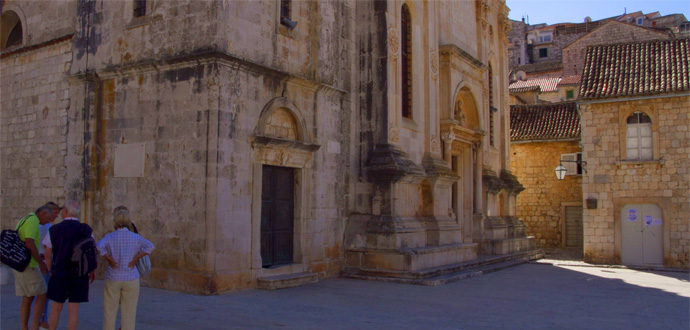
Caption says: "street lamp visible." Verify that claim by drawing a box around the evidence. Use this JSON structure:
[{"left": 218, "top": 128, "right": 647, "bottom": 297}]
[
  {"left": 555, "top": 164, "right": 567, "bottom": 180},
  {"left": 554, "top": 160, "right": 587, "bottom": 180}
]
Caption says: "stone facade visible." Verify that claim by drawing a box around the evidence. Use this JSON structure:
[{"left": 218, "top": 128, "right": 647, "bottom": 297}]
[
  {"left": 580, "top": 96, "right": 690, "bottom": 268},
  {"left": 511, "top": 141, "right": 582, "bottom": 247},
  {"left": 2, "top": 0, "right": 529, "bottom": 293},
  {"left": 562, "top": 21, "right": 670, "bottom": 77}
]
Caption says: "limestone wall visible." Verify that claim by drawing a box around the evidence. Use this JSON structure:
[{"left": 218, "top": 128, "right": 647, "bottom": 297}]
[
  {"left": 0, "top": 38, "right": 72, "bottom": 224},
  {"left": 511, "top": 141, "right": 582, "bottom": 247},
  {"left": 580, "top": 96, "right": 690, "bottom": 268}
]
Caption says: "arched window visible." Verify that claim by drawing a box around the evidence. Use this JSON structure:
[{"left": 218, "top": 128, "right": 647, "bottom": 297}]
[
  {"left": 626, "top": 111, "right": 652, "bottom": 160},
  {"left": 401, "top": 4, "right": 412, "bottom": 119},
  {"left": 1, "top": 10, "right": 23, "bottom": 49},
  {"left": 488, "top": 65, "right": 495, "bottom": 146}
]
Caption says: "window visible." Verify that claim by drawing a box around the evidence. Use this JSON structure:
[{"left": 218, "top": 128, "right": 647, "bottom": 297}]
[
  {"left": 566, "top": 90, "right": 574, "bottom": 99},
  {"left": 561, "top": 153, "right": 583, "bottom": 176},
  {"left": 488, "top": 65, "right": 494, "bottom": 146},
  {"left": 637, "top": 18, "right": 643, "bottom": 25},
  {"left": 280, "top": 0, "right": 291, "bottom": 20},
  {"left": 133, "top": 0, "right": 146, "bottom": 17},
  {"left": 539, "top": 48, "right": 548, "bottom": 58},
  {"left": 401, "top": 4, "right": 412, "bottom": 119},
  {"left": 626, "top": 112, "right": 653, "bottom": 160},
  {"left": 538, "top": 34, "right": 552, "bottom": 43},
  {"left": 1, "top": 10, "right": 23, "bottom": 49}
]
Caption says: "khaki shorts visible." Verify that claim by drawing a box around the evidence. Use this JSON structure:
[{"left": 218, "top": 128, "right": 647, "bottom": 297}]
[{"left": 12, "top": 267, "right": 47, "bottom": 297}]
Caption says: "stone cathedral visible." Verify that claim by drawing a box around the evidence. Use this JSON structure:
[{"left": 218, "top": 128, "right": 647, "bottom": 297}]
[{"left": 1, "top": 0, "right": 535, "bottom": 294}]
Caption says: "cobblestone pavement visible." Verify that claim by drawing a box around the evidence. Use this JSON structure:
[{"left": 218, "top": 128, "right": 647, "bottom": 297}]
[{"left": 2, "top": 263, "right": 689, "bottom": 330}]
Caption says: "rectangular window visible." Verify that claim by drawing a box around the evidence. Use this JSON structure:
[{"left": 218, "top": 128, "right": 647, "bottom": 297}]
[
  {"left": 561, "top": 153, "right": 582, "bottom": 176},
  {"left": 538, "top": 34, "right": 552, "bottom": 43},
  {"left": 133, "top": 0, "right": 146, "bottom": 18},
  {"left": 566, "top": 90, "right": 574, "bottom": 99},
  {"left": 539, "top": 48, "right": 548, "bottom": 58},
  {"left": 280, "top": 0, "right": 291, "bottom": 19}
]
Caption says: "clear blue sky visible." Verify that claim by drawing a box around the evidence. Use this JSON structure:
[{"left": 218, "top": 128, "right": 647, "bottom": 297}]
[{"left": 506, "top": 0, "right": 690, "bottom": 25}]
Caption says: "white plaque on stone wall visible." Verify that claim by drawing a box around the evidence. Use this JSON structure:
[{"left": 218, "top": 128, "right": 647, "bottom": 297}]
[{"left": 114, "top": 143, "right": 145, "bottom": 177}]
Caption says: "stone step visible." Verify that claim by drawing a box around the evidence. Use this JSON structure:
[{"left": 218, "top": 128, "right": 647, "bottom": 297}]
[
  {"left": 342, "top": 249, "right": 543, "bottom": 282},
  {"left": 257, "top": 272, "right": 318, "bottom": 290},
  {"left": 345, "top": 243, "right": 478, "bottom": 272},
  {"left": 483, "top": 236, "right": 536, "bottom": 255}
]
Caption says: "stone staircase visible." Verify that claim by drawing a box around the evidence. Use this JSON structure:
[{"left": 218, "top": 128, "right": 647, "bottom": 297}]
[
  {"left": 341, "top": 250, "right": 543, "bottom": 286},
  {"left": 482, "top": 216, "right": 537, "bottom": 255}
]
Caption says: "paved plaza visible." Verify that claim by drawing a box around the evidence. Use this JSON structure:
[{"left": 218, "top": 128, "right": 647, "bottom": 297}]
[{"left": 2, "top": 263, "right": 689, "bottom": 329}]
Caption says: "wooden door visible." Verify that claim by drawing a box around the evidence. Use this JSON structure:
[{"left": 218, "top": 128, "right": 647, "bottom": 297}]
[
  {"left": 261, "top": 165, "right": 294, "bottom": 268},
  {"left": 621, "top": 204, "right": 663, "bottom": 265},
  {"left": 565, "top": 206, "right": 583, "bottom": 247}
]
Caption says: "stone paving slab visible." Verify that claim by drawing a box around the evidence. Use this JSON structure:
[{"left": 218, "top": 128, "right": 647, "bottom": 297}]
[{"left": 2, "top": 264, "right": 689, "bottom": 329}]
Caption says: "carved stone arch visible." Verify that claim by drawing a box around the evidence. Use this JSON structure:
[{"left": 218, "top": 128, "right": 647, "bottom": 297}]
[
  {"left": 452, "top": 83, "right": 481, "bottom": 131},
  {"left": 1, "top": 4, "right": 27, "bottom": 49},
  {"left": 255, "top": 97, "right": 311, "bottom": 143}
]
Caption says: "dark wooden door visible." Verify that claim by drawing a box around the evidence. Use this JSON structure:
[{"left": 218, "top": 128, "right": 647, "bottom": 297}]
[{"left": 261, "top": 165, "right": 294, "bottom": 268}]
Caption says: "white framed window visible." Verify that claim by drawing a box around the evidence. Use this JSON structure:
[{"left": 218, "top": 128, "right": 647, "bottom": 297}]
[
  {"left": 561, "top": 152, "right": 582, "bottom": 176},
  {"left": 538, "top": 34, "right": 552, "bottom": 43},
  {"left": 626, "top": 112, "right": 653, "bottom": 160}
]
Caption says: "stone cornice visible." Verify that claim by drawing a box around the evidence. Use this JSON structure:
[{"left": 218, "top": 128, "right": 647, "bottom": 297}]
[{"left": 439, "top": 44, "right": 485, "bottom": 70}]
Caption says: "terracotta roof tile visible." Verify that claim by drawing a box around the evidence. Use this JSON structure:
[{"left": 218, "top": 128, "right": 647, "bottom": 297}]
[
  {"left": 510, "top": 77, "right": 561, "bottom": 92},
  {"left": 510, "top": 102, "right": 580, "bottom": 141},
  {"left": 558, "top": 75, "right": 581, "bottom": 85},
  {"left": 580, "top": 38, "right": 690, "bottom": 99},
  {"left": 514, "top": 61, "right": 563, "bottom": 74}
]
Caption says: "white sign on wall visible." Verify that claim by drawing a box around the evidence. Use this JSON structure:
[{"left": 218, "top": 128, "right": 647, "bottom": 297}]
[{"left": 114, "top": 143, "right": 145, "bottom": 178}]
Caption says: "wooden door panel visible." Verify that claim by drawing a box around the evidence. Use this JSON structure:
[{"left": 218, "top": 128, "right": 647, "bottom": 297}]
[{"left": 260, "top": 165, "right": 294, "bottom": 268}]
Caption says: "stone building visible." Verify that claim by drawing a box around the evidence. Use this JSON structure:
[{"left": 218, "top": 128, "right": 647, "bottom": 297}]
[
  {"left": 510, "top": 102, "right": 582, "bottom": 248},
  {"left": 1, "top": 0, "right": 535, "bottom": 293},
  {"left": 562, "top": 20, "right": 671, "bottom": 77},
  {"left": 579, "top": 38, "right": 690, "bottom": 268}
]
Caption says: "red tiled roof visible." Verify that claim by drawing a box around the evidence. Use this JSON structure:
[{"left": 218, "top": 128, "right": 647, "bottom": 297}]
[
  {"left": 558, "top": 75, "right": 581, "bottom": 85},
  {"left": 509, "top": 77, "right": 561, "bottom": 92},
  {"left": 510, "top": 85, "right": 541, "bottom": 93},
  {"left": 579, "top": 38, "right": 690, "bottom": 99},
  {"left": 510, "top": 102, "right": 580, "bottom": 141}
]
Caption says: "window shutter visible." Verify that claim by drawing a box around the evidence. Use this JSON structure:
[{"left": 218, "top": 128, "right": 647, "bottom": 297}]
[{"left": 561, "top": 153, "right": 578, "bottom": 175}]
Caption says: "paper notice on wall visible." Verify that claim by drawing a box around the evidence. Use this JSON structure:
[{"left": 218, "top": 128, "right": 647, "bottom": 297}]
[
  {"left": 644, "top": 215, "right": 653, "bottom": 227},
  {"left": 628, "top": 209, "right": 637, "bottom": 221},
  {"left": 654, "top": 218, "right": 663, "bottom": 226}
]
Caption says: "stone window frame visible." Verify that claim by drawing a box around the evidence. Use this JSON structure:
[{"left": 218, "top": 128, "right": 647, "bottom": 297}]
[
  {"left": 249, "top": 97, "right": 320, "bottom": 278},
  {"left": 1, "top": 7, "right": 26, "bottom": 50},
  {"left": 126, "top": 0, "right": 150, "bottom": 28},
  {"left": 619, "top": 107, "right": 659, "bottom": 163}
]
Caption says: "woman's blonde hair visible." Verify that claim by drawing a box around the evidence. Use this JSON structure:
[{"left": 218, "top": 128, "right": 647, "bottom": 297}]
[{"left": 113, "top": 206, "right": 131, "bottom": 229}]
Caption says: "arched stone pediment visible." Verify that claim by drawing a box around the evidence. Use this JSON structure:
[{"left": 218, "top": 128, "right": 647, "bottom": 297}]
[
  {"left": 255, "top": 97, "right": 310, "bottom": 143},
  {"left": 453, "top": 87, "right": 480, "bottom": 131}
]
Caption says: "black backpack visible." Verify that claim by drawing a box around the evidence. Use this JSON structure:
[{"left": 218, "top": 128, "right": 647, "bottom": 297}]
[{"left": 71, "top": 224, "right": 97, "bottom": 276}]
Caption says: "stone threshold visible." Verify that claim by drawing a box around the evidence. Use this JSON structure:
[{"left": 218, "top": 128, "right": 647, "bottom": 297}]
[
  {"left": 341, "top": 250, "right": 544, "bottom": 285},
  {"left": 257, "top": 272, "right": 318, "bottom": 290}
]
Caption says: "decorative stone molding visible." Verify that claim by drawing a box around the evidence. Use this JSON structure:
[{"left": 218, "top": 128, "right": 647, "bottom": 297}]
[
  {"left": 388, "top": 125, "right": 400, "bottom": 143},
  {"left": 441, "top": 131, "right": 456, "bottom": 143},
  {"left": 482, "top": 168, "right": 504, "bottom": 194},
  {"left": 430, "top": 48, "right": 439, "bottom": 80},
  {"left": 388, "top": 24, "right": 400, "bottom": 59},
  {"left": 367, "top": 144, "right": 425, "bottom": 182},
  {"left": 500, "top": 169, "right": 525, "bottom": 196},
  {"left": 430, "top": 136, "right": 441, "bottom": 154}
]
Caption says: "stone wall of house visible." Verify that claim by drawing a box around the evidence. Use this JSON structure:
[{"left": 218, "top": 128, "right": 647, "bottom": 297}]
[
  {"left": 562, "top": 22, "right": 670, "bottom": 76},
  {"left": 580, "top": 96, "right": 690, "bottom": 268},
  {"left": 511, "top": 141, "right": 582, "bottom": 247},
  {"left": 0, "top": 38, "right": 72, "bottom": 225}
]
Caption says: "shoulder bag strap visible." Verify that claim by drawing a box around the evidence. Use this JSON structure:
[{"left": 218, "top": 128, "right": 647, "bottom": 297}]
[{"left": 15, "top": 214, "right": 32, "bottom": 231}]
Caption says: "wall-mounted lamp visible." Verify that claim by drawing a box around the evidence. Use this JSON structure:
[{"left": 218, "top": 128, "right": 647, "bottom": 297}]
[
  {"left": 554, "top": 160, "right": 587, "bottom": 180},
  {"left": 281, "top": 17, "right": 298, "bottom": 30}
]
